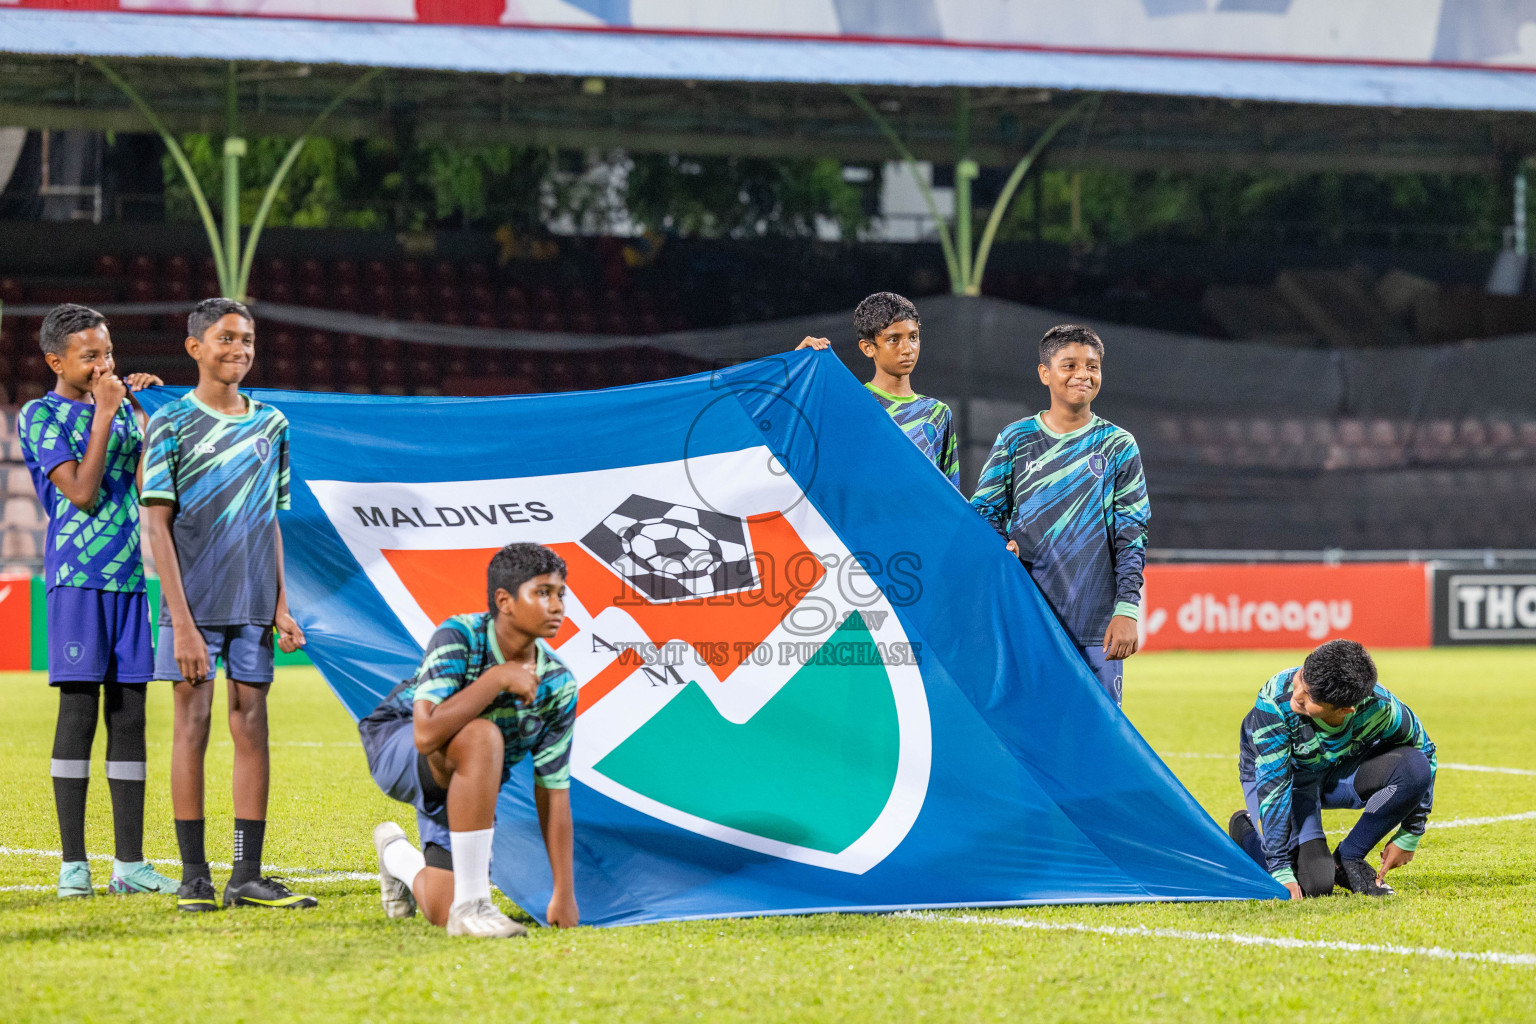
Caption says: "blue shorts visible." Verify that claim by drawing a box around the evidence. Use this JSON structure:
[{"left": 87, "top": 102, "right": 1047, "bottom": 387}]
[
  {"left": 47, "top": 587, "right": 154, "bottom": 685},
  {"left": 153, "top": 623, "right": 275, "bottom": 683},
  {"left": 1078, "top": 645, "right": 1124, "bottom": 706},
  {"left": 360, "top": 716, "right": 452, "bottom": 854},
  {"left": 1240, "top": 766, "right": 1367, "bottom": 853}
]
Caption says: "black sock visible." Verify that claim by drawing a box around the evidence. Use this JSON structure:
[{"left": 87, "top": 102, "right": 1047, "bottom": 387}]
[
  {"left": 53, "top": 779, "right": 90, "bottom": 863},
  {"left": 104, "top": 684, "right": 148, "bottom": 864},
  {"left": 176, "top": 818, "right": 209, "bottom": 882},
  {"left": 231, "top": 819, "right": 266, "bottom": 885},
  {"left": 51, "top": 683, "right": 99, "bottom": 864}
]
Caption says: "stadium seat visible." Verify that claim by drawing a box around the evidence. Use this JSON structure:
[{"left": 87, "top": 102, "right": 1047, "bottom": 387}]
[
  {"left": 365, "top": 260, "right": 392, "bottom": 289},
  {"left": 303, "top": 358, "right": 333, "bottom": 391},
  {"left": 164, "top": 255, "right": 192, "bottom": 282},
  {"left": 266, "top": 357, "right": 299, "bottom": 389},
  {"left": 304, "top": 332, "right": 333, "bottom": 358},
  {"left": 334, "top": 281, "right": 360, "bottom": 312},
  {"left": 1, "top": 526, "right": 40, "bottom": 560},
  {"left": 333, "top": 259, "right": 359, "bottom": 287},
  {"left": 398, "top": 261, "right": 424, "bottom": 286},
  {"left": 537, "top": 311, "right": 566, "bottom": 332},
  {"left": 126, "top": 255, "right": 156, "bottom": 280},
  {"left": 4, "top": 466, "right": 31, "bottom": 496},
  {"left": 2, "top": 495, "right": 44, "bottom": 530},
  {"left": 93, "top": 254, "right": 123, "bottom": 278},
  {"left": 339, "top": 358, "right": 370, "bottom": 393},
  {"left": 337, "top": 334, "right": 367, "bottom": 360},
  {"left": 432, "top": 261, "right": 457, "bottom": 287},
  {"left": 375, "top": 338, "right": 403, "bottom": 359},
  {"left": 300, "top": 281, "right": 326, "bottom": 307},
  {"left": 375, "top": 358, "right": 406, "bottom": 392},
  {"left": 499, "top": 285, "right": 528, "bottom": 311},
  {"left": 160, "top": 279, "right": 192, "bottom": 302},
  {"left": 410, "top": 356, "right": 440, "bottom": 385},
  {"left": 571, "top": 310, "right": 600, "bottom": 334}
]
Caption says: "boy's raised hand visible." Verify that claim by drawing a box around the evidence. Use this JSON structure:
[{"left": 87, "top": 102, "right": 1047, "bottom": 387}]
[
  {"left": 123, "top": 372, "right": 164, "bottom": 391},
  {"left": 275, "top": 610, "right": 306, "bottom": 654},
  {"left": 795, "top": 336, "right": 831, "bottom": 350},
  {"left": 90, "top": 366, "right": 128, "bottom": 412}
]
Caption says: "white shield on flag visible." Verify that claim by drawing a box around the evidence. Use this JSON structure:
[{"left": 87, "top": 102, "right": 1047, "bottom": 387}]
[{"left": 307, "top": 448, "right": 932, "bottom": 874}]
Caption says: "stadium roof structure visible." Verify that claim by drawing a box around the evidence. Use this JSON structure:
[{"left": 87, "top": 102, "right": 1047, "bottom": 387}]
[{"left": 6, "top": 2, "right": 1536, "bottom": 174}]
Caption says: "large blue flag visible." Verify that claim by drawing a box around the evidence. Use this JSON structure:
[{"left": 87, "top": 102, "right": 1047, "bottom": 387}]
[{"left": 153, "top": 351, "right": 1282, "bottom": 924}]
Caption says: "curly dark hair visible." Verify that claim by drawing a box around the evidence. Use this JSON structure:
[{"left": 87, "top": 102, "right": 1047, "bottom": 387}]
[
  {"left": 486, "top": 542, "right": 566, "bottom": 613},
  {"left": 1301, "top": 639, "right": 1378, "bottom": 708},
  {"left": 40, "top": 303, "right": 108, "bottom": 357},
  {"left": 1039, "top": 324, "right": 1104, "bottom": 365},
  {"left": 188, "top": 297, "right": 253, "bottom": 341},
  {"left": 853, "top": 292, "right": 920, "bottom": 341}
]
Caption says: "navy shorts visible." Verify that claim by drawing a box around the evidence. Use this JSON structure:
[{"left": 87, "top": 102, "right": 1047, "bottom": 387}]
[
  {"left": 1241, "top": 766, "right": 1367, "bottom": 853},
  {"left": 361, "top": 716, "right": 452, "bottom": 855},
  {"left": 1078, "top": 644, "right": 1124, "bottom": 706},
  {"left": 154, "top": 623, "right": 275, "bottom": 683},
  {"left": 46, "top": 586, "right": 154, "bottom": 685}
]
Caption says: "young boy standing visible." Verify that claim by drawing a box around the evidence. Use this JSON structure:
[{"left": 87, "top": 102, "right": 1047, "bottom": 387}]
[
  {"left": 1229, "top": 639, "right": 1435, "bottom": 899},
  {"left": 141, "top": 298, "right": 310, "bottom": 912},
  {"left": 361, "top": 543, "right": 579, "bottom": 938},
  {"left": 17, "top": 303, "right": 174, "bottom": 898},
  {"left": 798, "top": 291, "right": 960, "bottom": 487},
  {"left": 970, "top": 324, "right": 1149, "bottom": 705}
]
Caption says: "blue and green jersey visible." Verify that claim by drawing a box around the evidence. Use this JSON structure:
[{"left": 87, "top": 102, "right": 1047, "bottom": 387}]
[
  {"left": 140, "top": 392, "right": 290, "bottom": 627},
  {"left": 865, "top": 384, "right": 960, "bottom": 488},
  {"left": 1240, "top": 667, "right": 1436, "bottom": 883},
  {"left": 17, "top": 391, "right": 146, "bottom": 593},
  {"left": 970, "top": 413, "right": 1149, "bottom": 644},
  {"left": 378, "top": 612, "right": 578, "bottom": 788}
]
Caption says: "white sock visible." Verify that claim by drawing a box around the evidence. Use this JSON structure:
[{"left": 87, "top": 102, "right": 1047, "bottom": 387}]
[
  {"left": 449, "top": 828, "right": 494, "bottom": 906},
  {"left": 381, "top": 836, "right": 425, "bottom": 891}
]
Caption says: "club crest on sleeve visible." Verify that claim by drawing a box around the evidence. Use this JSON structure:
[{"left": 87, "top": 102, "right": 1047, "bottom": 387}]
[
  {"left": 254, "top": 437, "right": 272, "bottom": 463},
  {"left": 1088, "top": 452, "right": 1108, "bottom": 478}
]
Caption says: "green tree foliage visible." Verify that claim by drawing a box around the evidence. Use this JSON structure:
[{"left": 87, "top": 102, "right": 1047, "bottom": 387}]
[
  {"left": 163, "top": 135, "right": 551, "bottom": 232},
  {"left": 994, "top": 169, "right": 1503, "bottom": 249},
  {"left": 622, "top": 154, "right": 869, "bottom": 238}
]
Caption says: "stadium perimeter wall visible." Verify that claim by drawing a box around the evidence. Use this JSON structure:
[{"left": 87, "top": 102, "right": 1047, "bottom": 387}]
[{"left": 5, "top": 564, "right": 1529, "bottom": 670}]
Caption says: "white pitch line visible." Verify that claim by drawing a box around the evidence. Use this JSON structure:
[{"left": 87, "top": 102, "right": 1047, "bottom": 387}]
[
  {"left": 1440, "top": 762, "right": 1536, "bottom": 777},
  {"left": 0, "top": 846, "right": 373, "bottom": 882},
  {"left": 903, "top": 912, "right": 1536, "bottom": 967}
]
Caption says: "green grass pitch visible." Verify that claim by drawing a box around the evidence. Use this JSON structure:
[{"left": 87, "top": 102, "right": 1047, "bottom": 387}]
[{"left": 2, "top": 648, "right": 1533, "bottom": 1023}]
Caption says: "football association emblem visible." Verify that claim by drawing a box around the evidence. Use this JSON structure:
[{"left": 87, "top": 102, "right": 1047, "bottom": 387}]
[
  {"left": 1088, "top": 452, "right": 1108, "bottom": 478},
  {"left": 63, "top": 642, "right": 84, "bottom": 664},
  {"left": 254, "top": 437, "right": 271, "bottom": 463}
]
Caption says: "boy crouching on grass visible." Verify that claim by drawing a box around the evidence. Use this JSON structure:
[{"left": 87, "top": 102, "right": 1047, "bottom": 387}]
[
  {"left": 1229, "top": 639, "right": 1435, "bottom": 899},
  {"left": 361, "top": 542, "right": 579, "bottom": 937}
]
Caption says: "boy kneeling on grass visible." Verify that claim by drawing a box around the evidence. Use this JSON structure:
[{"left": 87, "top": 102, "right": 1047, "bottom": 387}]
[
  {"left": 360, "top": 543, "right": 579, "bottom": 937},
  {"left": 1229, "top": 639, "right": 1436, "bottom": 899}
]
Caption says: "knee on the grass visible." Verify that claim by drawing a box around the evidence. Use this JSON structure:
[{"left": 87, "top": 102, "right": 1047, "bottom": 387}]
[{"left": 1296, "top": 838, "right": 1335, "bottom": 898}]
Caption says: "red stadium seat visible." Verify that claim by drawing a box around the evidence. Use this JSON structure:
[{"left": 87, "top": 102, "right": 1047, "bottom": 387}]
[
  {"left": 300, "top": 281, "right": 326, "bottom": 307},
  {"left": 376, "top": 358, "right": 406, "bottom": 389},
  {"left": 299, "top": 258, "right": 326, "bottom": 286},
  {"left": 500, "top": 309, "right": 531, "bottom": 331},
  {"left": 303, "top": 357, "right": 333, "bottom": 391},
  {"left": 365, "top": 260, "right": 392, "bottom": 288},
  {"left": 265, "top": 280, "right": 295, "bottom": 304},
  {"left": 432, "top": 260, "right": 457, "bottom": 287},
  {"left": 127, "top": 255, "right": 156, "bottom": 280},
  {"left": 469, "top": 284, "right": 495, "bottom": 311},
  {"left": 571, "top": 310, "right": 600, "bottom": 334},
  {"left": 264, "top": 257, "right": 291, "bottom": 286},
  {"left": 332, "top": 259, "right": 359, "bottom": 286},
  {"left": 339, "top": 358, "right": 370, "bottom": 393},
  {"left": 164, "top": 255, "right": 191, "bottom": 282},
  {"left": 334, "top": 282, "right": 359, "bottom": 312},
  {"left": 304, "top": 332, "right": 333, "bottom": 358},
  {"left": 338, "top": 334, "right": 367, "bottom": 360},
  {"left": 266, "top": 356, "right": 299, "bottom": 389},
  {"left": 375, "top": 338, "right": 403, "bottom": 359},
  {"left": 93, "top": 254, "right": 124, "bottom": 278},
  {"left": 537, "top": 311, "right": 565, "bottom": 332},
  {"left": 398, "top": 261, "right": 424, "bottom": 286},
  {"left": 473, "top": 311, "right": 497, "bottom": 329},
  {"left": 410, "top": 356, "right": 440, "bottom": 384},
  {"left": 434, "top": 284, "right": 460, "bottom": 309},
  {"left": 160, "top": 280, "right": 191, "bottom": 301},
  {"left": 499, "top": 285, "right": 528, "bottom": 310},
  {"left": 269, "top": 331, "right": 299, "bottom": 359}
]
